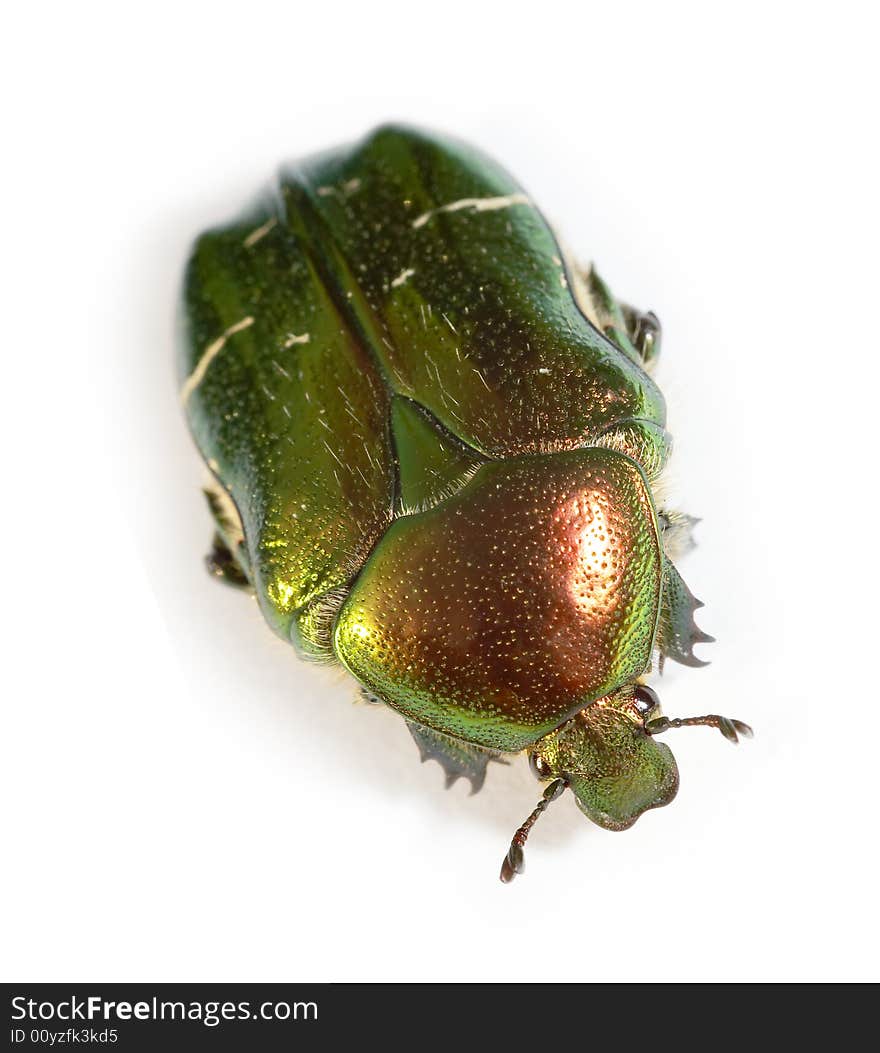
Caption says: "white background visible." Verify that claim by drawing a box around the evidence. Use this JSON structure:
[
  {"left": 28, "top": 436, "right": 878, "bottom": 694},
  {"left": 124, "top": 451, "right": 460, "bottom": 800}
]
[{"left": 5, "top": 2, "right": 878, "bottom": 982}]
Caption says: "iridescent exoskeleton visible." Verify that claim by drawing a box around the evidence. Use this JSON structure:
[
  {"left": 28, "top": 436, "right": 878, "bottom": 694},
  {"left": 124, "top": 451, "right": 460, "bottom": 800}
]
[{"left": 179, "top": 125, "right": 750, "bottom": 879}]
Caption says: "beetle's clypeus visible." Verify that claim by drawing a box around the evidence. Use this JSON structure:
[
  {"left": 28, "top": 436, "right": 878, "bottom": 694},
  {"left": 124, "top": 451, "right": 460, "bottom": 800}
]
[{"left": 179, "top": 124, "right": 751, "bottom": 880}]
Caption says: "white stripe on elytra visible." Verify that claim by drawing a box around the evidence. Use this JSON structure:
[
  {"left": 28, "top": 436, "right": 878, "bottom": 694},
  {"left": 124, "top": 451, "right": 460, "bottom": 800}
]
[
  {"left": 243, "top": 217, "right": 277, "bottom": 248},
  {"left": 390, "top": 267, "right": 415, "bottom": 288},
  {"left": 180, "top": 316, "right": 254, "bottom": 403},
  {"left": 412, "top": 193, "right": 531, "bottom": 230}
]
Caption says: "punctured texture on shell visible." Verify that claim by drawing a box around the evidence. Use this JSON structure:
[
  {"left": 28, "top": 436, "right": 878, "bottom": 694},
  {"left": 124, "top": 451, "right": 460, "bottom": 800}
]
[
  {"left": 334, "top": 449, "right": 662, "bottom": 751},
  {"left": 179, "top": 125, "right": 666, "bottom": 655},
  {"left": 180, "top": 124, "right": 678, "bottom": 753}
]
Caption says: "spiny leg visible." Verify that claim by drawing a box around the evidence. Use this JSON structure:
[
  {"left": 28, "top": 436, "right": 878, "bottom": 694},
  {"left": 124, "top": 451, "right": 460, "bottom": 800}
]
[
  {"left": 202, "top": 483, "right": 251, "bottom": 589},
  {"left": 406, "top": 720, "right": 505, "bottom": 795},
  {"left": 656, "top": 557, "right": 715, "bottom": 670},
  {"left": 574, "top": 263, "right": 662, "bottom": 368},
  {"left": 205, "top": 532, "right": 251, "bottom": 589},
  {"left": 657, "top": 510, "right": 700, "bottom": 561}
]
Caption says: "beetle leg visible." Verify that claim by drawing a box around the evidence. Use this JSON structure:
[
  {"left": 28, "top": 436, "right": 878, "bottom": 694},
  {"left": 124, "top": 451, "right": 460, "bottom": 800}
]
[
  {"left": 656, "top": 557, "right": 714, "bottom": 670},
  {"left": 646, "top": 713, "right": 753, "bottom": 744},
  {"left": 406, "top": 720, "right": 506, "bottom": 795},
  {"left": 205, "top": 532, "right": 251, "bottom": 589},
  {"left": 202, "top": 482, "right": 252, "bottom": 589},
  {"left": 571, "top": 262, "right": 661, "bottom": 368},
  {"left": 657, "top": 510, "right": 700, "bottom": 561},
  {"left": 621, "top": 304, "right": 662, "bottom": 366}
]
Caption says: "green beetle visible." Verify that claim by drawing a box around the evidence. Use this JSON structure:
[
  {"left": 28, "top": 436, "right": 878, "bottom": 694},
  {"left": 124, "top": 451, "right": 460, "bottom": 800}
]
[{"left": 179, "top": 124, "right": 751, "bottom": 880}]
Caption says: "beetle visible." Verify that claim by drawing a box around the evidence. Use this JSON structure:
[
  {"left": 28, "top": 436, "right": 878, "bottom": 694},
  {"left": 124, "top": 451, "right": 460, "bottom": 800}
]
[{"left": 179, "top": 124, "right": 751, "bottom": 881}]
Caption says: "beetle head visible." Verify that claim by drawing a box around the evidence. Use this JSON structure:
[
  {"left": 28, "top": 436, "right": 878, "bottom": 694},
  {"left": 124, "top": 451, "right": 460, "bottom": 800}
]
[
  {"left": 529, "top": 686, "right": 679, "bottom": 832},
  {"left": 501, "top": 686, "right": 752, "bottom": 880},
  {"left": 500, "top": 686, "right": 678, "bottom": 881}
]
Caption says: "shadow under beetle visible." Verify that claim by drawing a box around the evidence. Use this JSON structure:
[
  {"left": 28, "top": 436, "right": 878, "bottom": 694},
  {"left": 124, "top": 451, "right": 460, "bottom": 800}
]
[{"left": 179, "top": 125, "right": 751, "bottom": 880}]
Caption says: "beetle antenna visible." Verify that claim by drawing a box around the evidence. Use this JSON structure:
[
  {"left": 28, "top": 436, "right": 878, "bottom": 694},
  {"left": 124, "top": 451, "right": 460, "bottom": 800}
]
[
  {"left": 646, "top": 713, "right": 753, "bottom": 744},
  {"left": 499, "top": 778, "right": 568, "bottom": 883}
]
